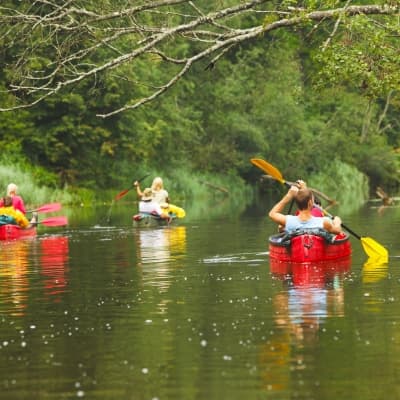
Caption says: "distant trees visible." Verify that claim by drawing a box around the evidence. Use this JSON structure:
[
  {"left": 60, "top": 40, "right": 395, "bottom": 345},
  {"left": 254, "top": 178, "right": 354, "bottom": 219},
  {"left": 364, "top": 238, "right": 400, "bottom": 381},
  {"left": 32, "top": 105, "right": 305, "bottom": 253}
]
[{"left": 0, "top": 1, "right": 398, "bottom": 190}]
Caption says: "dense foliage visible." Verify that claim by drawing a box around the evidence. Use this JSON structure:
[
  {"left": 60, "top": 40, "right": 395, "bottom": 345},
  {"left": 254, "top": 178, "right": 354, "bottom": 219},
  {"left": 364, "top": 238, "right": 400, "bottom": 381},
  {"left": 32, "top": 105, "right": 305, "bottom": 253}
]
[{"left": 0, "top": 1, "right": 398, "bottom": 199}]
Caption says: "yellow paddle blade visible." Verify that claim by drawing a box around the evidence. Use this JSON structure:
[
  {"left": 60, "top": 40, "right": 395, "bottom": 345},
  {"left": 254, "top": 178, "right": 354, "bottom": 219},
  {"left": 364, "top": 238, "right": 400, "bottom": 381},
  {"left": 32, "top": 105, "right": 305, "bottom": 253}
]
[
  {"left": 250, "top": 159, "right": 285, "bottom": 184},
  {"left": 361, "top": 237, "right": 388, "bottom": 262}
]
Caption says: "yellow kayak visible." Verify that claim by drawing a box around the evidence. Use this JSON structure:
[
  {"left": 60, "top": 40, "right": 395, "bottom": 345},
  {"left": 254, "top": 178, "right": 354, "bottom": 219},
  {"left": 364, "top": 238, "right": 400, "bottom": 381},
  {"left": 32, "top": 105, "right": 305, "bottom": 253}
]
[{"left": 161, "top": 203, "right": 186, "bottom": 218}]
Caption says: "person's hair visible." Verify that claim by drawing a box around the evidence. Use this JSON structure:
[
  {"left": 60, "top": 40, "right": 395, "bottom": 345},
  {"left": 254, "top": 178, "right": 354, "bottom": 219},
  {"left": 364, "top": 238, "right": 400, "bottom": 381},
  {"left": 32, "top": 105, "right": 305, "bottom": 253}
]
[
  {"left": 142, "top": 188, "right": 153, "bottom": 201},
  {"left": 151, "top": 177, "right": 163, "bottom": 190},
  {"left": 2, "top": 196, "right": 13, "bottom": 207},
  {"left": 7, "top": 183, "right": 17, "bottom": 196},
  {"left": 295, "top": 188, "right": 314, "bottom": 211}
]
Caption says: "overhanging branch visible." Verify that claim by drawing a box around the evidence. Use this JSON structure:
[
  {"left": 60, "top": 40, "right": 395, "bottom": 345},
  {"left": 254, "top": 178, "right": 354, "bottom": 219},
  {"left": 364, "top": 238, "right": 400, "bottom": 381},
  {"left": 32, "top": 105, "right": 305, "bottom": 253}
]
[{"left": 0, "top": 1, "right": 398, "bottom": 116}]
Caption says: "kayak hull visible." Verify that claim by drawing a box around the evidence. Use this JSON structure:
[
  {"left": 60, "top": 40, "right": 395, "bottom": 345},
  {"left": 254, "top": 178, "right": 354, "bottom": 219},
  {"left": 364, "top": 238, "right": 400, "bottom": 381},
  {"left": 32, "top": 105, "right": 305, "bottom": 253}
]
[
  {"left": 0, "top": 224, "right": 37, "bottom": 241},
  {"left": 132, "top": 213, "right": 173, "bottom": 227},
  {"left": 269, "top": 230, "right": 352, "bottom": 264}
]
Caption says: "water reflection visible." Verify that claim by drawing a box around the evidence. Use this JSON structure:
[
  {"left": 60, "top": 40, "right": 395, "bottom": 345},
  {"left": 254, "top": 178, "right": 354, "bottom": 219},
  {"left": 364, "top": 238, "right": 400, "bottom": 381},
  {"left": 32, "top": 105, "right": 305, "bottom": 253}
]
[
  {"left": 0, "top": 236, "right": 70, "bottom": 316},
  {"left": 260, "top": 260, "right": 351, "bottom": 391},
  {"left": 361, "top": 257, "right": 389, "bottom": 313},
  {"left": 0, "top": 239, "right": 32, "bottom": 317},
  {"left": 134, "top": 226, "right": 187, "bottom": 292},
  {"left": 39, "top": 236, "right": 69, "bottom": 301},
  {"left": 272, "top": 260, "right": 350, "bottom": 338},
  {"left": 362, "top": 257, "right": 388, "bottom": 284}
]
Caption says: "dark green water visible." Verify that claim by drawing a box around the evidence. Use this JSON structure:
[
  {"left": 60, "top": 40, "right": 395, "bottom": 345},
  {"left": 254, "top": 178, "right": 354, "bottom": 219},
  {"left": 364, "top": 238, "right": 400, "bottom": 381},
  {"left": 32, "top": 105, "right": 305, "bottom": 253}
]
[{"left": 0, "top": 199, "right": 399, "bottom": 400}]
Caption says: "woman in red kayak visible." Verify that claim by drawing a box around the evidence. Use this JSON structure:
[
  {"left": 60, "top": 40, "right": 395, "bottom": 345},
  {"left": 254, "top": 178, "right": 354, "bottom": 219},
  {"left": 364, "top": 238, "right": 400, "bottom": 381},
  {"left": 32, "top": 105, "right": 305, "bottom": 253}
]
[
  {"left": 0, "top": 196, "right": 30, "bottom": 227},
  {"left": 0, "top": 183, "right": 27, "bottom": 214}
]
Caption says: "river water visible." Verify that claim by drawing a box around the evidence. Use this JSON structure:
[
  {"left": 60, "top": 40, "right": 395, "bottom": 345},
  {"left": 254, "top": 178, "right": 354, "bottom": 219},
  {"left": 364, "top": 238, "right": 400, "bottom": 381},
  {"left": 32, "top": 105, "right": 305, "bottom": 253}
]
[{"left": 0, "top": 198, "right": 399, "bottom": 400}]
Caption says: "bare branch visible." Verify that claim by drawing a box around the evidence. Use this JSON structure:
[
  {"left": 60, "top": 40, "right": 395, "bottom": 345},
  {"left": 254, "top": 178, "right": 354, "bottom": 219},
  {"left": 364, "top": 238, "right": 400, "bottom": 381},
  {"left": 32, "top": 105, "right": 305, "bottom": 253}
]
[
  {"left": 0, "top": 1, "right": 398, "bottom": 116},
  {"left": 321, "top": 0, "right": 352, "bottom": 51},
  {"left": 377, "top": 90, "right": 394, "bottom": 134},
  {"left": 97, "top": 58, "right": 194, "bottom": 118}
]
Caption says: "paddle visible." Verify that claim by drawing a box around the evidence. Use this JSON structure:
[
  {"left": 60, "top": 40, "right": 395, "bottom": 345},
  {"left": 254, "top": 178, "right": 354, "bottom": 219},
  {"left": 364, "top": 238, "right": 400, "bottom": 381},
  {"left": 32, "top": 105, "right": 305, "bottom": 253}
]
[
  {"left": 28, "top": 203, "right": 62, "bottom": 214},
  {"left": 39, "top": 216, "right": 68, "bottom": 227},
  {"left": 321, "top": 209, "right": 388, "bottom": 260},
  {"left": 250, "top": 158, "right": 389, "bottom": 260},
  {"left": 114, "top": 173, "right": 150, "bottom": 201}
]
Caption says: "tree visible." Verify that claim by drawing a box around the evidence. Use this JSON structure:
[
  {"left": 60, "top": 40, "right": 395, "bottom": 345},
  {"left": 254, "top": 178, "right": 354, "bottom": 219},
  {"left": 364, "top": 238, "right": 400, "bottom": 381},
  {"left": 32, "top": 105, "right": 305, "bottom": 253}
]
[{"left": 0, "top": 0, "right": 398, "bottom": 118}]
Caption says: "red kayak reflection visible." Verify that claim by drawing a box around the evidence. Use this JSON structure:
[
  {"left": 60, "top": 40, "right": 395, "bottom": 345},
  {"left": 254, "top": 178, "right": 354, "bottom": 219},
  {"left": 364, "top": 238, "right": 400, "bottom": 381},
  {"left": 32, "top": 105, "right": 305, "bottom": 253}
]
[
  {"left": 270, "top": 256, "right": 351, "bottom": 288},
  {"left": 40, "top": 236, "right": 69, "bottom": 301},
  {"left": 259, "top": 257, "right": 352, "bottom": 391},
  {"left": 269, "top": 257, "right": 351, "bottom": 344}
]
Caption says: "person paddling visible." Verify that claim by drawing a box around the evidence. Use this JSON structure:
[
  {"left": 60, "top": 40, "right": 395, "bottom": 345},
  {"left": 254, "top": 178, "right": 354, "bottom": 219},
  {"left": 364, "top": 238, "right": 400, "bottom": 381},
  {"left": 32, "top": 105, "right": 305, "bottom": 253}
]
[
  {"left": 0, "top": 196, "right": 37, "bottom": 228},
  {"left": 134, "top": 176, "right": 169, "bottom": 205},
  {"left": 269, "top": 186, "right": 342, "bottom": 234},
  {"left": 134, "top": 176, "right": 185, "bottom": 219},
  {"left": 138, "top": 188, "right": 170, "bottom": 220},
  {"left": 0, "top": 183, "right": 27, "bottom": 214}
]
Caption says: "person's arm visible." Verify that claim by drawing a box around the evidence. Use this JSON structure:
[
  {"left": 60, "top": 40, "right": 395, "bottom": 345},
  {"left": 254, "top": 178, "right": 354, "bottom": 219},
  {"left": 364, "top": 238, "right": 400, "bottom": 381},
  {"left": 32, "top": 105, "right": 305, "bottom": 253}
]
[
  {"left": 268, "top": 186, "right": 298, "bottom": 228},
  {"left": 134, "top": 181, "right": 143, "bottom": 197},
  {"left": 14, "top": 196, "right": 26, "bottom": 214},
  {"left": 19, "top": 198, "right": 26, "bottom": 214},
  {"left": 14, "top": 210, "right": 30, "bottom": 228},
  {"left": 323, "top": 216, "right": 342, "bottom": 234}
]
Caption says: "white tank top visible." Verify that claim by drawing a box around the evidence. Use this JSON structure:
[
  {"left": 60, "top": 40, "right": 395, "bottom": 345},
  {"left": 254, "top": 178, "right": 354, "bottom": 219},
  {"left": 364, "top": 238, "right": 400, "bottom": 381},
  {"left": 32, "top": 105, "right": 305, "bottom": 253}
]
[{"left": 285, "top": 215, "right": 327, "bottom": 233}]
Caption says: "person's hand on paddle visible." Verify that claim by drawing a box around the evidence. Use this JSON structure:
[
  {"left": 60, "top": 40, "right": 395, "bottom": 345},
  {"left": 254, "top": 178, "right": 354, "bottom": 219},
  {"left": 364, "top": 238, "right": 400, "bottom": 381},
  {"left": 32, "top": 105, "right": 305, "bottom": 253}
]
[
  {"left": 287, "top": 185, "right": 299, "bottom": 198},
  {"left": 295, "top": 179, "right": 307, "bottom": 189},
  {"left": 133, "top": 180, "right": 144, "bottom": 198},
  {"left": 331, "top": 215, "right": 342, "bottom": 228}
]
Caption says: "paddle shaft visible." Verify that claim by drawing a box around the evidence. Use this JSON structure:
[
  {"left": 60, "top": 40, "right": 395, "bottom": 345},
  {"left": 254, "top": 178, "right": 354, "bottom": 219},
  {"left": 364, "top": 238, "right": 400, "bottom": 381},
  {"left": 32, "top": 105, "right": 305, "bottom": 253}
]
[{"left": 322, "top": 208, "right": 361, "bottom": 239}]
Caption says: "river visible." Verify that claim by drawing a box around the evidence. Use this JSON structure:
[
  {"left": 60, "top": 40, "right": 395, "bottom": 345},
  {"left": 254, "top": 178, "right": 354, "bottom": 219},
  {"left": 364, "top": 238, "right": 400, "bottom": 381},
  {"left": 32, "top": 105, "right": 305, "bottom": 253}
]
[{"left": 0, "top": 198, "right": 399, "bottom": 400}]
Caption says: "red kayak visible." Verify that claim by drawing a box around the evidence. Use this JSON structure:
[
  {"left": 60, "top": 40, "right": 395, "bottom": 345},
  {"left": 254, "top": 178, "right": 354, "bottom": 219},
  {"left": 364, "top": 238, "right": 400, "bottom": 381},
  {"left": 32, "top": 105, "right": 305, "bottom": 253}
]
[
  {"left": 269, "top": 229, "right": 352, "bottom": 264},
  {"left": 0, "top": 224, "right": 37, "bottom": 241}
]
